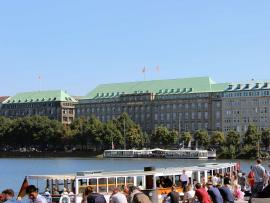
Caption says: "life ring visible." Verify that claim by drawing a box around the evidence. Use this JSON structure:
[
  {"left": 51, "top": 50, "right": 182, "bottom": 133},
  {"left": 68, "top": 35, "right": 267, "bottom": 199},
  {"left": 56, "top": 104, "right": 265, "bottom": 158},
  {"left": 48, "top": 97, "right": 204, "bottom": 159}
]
[{"left": 59, "top": 195, "right": 70, "bottom": 203}]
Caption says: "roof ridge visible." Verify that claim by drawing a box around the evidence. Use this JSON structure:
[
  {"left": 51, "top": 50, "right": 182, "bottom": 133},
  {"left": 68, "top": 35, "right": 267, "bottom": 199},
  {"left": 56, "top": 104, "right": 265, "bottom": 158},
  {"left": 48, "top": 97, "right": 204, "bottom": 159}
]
[{"left": 98, "top": 76, "right": 212, "bottom": 86}]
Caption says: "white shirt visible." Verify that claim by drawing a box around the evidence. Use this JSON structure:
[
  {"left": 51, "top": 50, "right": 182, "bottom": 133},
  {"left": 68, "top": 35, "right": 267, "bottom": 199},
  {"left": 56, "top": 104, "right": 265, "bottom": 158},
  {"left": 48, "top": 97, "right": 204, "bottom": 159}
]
[
  {"left": 180, "top": 174, "right": 189, "bottom": 182},
  {"left": 31, "top": 194, "right": 48, "bottom": 203}
]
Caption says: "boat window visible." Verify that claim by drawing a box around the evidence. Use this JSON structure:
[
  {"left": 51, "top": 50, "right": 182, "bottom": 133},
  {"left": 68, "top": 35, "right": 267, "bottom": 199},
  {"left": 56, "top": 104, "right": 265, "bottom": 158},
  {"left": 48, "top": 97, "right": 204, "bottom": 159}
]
[
  {"left": 108, "top": 178, "right": 116, "bottom": 193},
  {"left": 136, "top": 176, "right": 143, "bottom": 187},
  {"left": 126, "top": 177, "right": 134, "bottom": 187},
  {"left": 192, "top": 172, "right": 198, "bottom": 185},
  {"left": 218, "top": 169, "right": 223, "bottom": 174},
  {"left": 117, "top": 177, "right": 125, "bottom": 188},
  {"left": 200, "top": 171, "right": 206, "bottom": 184},
  {"left": 89, "top": 179, "right": 97, "bottom": 193},
  {"left": 78, "top": 179, "right": 88, "bottom": 193},
  {"left": 207, "top": 170, "right": 212, "bottom": 182},
  {"left": 98, "top": 178, "right": 107, "bottom": 193},
  {"left": 174, "top": 175, "right": 181, "bottom": 186}
]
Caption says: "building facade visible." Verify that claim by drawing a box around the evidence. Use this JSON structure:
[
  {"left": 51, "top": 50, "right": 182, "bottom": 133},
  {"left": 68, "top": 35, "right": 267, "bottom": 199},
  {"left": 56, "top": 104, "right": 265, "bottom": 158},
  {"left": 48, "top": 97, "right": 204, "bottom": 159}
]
[
  {"left": 76, "top": 77, "right": 228, "bottom": 133},
  {"left": 0, "top": 90, "right": 77, "bottom": 125},
  {"left": 222, "top": 82, "right": 270, "bottom": 134}
]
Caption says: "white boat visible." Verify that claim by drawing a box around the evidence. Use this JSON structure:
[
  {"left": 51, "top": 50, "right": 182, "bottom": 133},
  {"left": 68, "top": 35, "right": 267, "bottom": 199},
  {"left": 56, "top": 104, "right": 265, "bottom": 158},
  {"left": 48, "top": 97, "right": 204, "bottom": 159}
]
[
  {"left": 23, "top": 162, "right": 237, "bottom": 203},
  {"left": 103, "top": 148, "right": 216, "bottom": 159}
]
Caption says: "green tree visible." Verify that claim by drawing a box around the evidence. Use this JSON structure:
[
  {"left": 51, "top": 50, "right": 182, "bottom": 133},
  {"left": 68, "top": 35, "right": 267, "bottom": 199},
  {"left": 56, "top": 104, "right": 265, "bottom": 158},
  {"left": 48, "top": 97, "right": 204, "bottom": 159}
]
[
  {"left": 84, "top": 116, "right": 104, "bottom": 151},
  {"left": 193, "top": 130, "right": 209, "bottom": 149},
  {"left": 0, "top": 116, "right": 12, "bottom": 146},
  {"left": 210, "top": 131, "right": 225, "bottom": 152},
  {"left": 261, "top": 128, "right": 270, "bottom": 150},
  {"left": 114, "top": 113, "right": 144, "bottom": 149},
  {"left": 181, "top": 132, "right": 192, "bottom": 148},
  {"left": 102, "top": 120, "right": 123, "bottom": 149},
  {"left": 224, "top": 130, "right": 240, "bottom": 158},
  {"left": 226, "top": 130, "right": 240, "bottom": 146},
  {"left": 152, "top": 126, "right": 170, "bottom": 148},
  {"left": 243, "top": 124, "right": 260, "bottom": 146},
  {"left": 70, "top": 117, "right": 88, "bottom": 150},
  {"left": 242, "top": 124, "right": 260, "bottom": 158}
]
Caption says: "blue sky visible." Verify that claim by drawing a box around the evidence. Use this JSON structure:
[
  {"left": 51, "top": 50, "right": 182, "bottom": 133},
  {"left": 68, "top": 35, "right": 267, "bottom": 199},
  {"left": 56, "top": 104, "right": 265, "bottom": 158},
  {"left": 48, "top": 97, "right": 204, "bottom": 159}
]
[{"left": 1, "top": 1, "right": 270, "bottom": 96}]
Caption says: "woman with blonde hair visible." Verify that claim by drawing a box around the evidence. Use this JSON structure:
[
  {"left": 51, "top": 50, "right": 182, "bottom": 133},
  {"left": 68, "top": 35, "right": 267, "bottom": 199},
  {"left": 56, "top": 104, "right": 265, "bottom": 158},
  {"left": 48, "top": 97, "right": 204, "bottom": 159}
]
[
  {"left": 183, "top": 184, "right": 195, "bottom": 203},
  {"left": 81, "top": 186, "right": 94, "bottom": 203}
]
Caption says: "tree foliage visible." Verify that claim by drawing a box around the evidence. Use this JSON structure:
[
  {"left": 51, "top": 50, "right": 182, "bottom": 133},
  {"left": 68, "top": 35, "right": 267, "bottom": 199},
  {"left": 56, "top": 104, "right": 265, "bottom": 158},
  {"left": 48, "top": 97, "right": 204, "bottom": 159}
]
[{"left": 193, "top": 130, "right": 209, "bottom": 149}]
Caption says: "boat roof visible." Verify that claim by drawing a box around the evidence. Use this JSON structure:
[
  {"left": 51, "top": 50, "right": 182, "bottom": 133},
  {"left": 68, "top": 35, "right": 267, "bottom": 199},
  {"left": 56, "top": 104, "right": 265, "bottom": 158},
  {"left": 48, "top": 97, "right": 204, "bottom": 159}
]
[{"left": 26, "top": 162, "right": 236, "bottom": 180}]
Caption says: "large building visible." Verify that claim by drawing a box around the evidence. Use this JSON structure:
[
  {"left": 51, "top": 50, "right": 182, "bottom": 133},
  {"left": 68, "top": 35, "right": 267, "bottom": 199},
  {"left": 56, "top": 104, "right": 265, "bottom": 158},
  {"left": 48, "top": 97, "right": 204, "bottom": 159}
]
[
  {"left": 222, "top": 81, "right": 270, "bottom": 133},
  {"left": 0, "top": 90, "right": 77, "bottom": 124},
  {"left": 76, "top": 77, "right": 229, "bottom": 133},
  {"left": 2, "top": 77, "right": 270, "bottom": 134}
]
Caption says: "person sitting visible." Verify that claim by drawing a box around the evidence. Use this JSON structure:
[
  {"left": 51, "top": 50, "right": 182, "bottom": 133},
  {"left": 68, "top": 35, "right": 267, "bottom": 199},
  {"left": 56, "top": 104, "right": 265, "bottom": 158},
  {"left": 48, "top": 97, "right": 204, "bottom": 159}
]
[
  {"left": 194, "top": 183, "right": 211, "bottom": 203},
  {"left": 26, "top": 185, "right": 48, "bottom": 203},
  {"left": 110, "top": 187, "right": 127, "bottom": 203},
  {"left": 1, "top": 189, "right": 18, "bottom": 203},
  {"left": 182, "top": 184, "right": 195, "bottom": 203},
  {"left": 206, "top": 182, "right": 223, "bottom": 203},
  {"left": 233, "top": 184, "right": 244, "bottom": 201},
  {"left": 163, "top": 185, "right": 179, "bottom": 203},
  {"left": 218, "top": 179, "right": 234, "bottom": 203}
]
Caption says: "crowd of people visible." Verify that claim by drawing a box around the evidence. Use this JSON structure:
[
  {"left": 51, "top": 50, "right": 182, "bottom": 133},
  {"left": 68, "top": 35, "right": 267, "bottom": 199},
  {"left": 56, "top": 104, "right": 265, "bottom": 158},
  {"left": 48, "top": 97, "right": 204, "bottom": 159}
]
[
  {"left": 1, "top": 159, "right": 270, "bottom": 203},
  {"left": 179, "top": 158, "right": 270, "bottom": 203}
]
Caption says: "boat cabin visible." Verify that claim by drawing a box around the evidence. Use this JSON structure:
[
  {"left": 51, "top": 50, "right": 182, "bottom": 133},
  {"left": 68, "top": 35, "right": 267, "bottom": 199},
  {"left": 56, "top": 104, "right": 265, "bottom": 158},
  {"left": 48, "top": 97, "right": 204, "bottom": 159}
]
[{"left": 24, "top": 162, "right": 237, "bottom": 203}]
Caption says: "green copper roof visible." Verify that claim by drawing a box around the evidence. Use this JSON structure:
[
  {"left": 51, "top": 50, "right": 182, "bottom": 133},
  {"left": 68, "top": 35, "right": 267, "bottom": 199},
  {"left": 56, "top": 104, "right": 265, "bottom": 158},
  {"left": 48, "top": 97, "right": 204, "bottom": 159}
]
[
  {"left": 3, "top": 90, "right": 77, "bottom": 104},
  {"left": 85, "top": 77, "right": 229, "bottom": 99}
]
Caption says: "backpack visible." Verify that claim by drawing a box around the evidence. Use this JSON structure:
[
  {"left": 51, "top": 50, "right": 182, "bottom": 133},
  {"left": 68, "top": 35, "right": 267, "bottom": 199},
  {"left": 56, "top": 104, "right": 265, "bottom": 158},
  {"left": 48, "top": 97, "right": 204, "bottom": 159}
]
[{"left": 87, "top": 193, "right": 106, "bottom": 203}]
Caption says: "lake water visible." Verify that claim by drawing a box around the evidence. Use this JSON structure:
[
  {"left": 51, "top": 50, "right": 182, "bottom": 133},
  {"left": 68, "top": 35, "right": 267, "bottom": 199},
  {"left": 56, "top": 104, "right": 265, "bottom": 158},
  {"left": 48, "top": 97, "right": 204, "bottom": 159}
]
[{"left": 0, "top": 158, "right": 268, "bottom": 193}]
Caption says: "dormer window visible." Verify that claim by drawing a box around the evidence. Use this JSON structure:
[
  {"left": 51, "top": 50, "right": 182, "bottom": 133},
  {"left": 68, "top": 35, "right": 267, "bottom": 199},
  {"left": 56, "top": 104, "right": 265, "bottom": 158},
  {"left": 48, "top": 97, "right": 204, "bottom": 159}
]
[
  {"left": 255, "top": 83, "right": 260, "bottom": 88},
  {"left": 228, "top": 85, "right": 233, "bottom": 90},
  {"left": 245, "top": 84, "right": 250, "bottom": 89},
  {"left": 236, "top": 84, "right": 241, "bottom": 89}
]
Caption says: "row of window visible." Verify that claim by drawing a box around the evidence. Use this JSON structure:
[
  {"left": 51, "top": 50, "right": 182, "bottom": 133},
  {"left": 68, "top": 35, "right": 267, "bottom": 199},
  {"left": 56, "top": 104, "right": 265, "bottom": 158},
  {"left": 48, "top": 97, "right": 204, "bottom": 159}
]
[{"left": 224, "top": 90, "right": 270, "bottom": 98}]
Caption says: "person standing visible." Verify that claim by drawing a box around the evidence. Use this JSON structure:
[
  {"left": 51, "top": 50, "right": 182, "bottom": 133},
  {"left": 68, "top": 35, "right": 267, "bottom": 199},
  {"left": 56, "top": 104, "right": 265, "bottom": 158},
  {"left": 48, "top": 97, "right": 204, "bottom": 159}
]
[
  {"left": 251, "top": 159, "right": 266, "bottom": 197},
  {"left": 26, "top": 185, "right": 47, "bottom": 203},
  {"left": 180, "top": 170, "right": 189, "bottom": 189}
]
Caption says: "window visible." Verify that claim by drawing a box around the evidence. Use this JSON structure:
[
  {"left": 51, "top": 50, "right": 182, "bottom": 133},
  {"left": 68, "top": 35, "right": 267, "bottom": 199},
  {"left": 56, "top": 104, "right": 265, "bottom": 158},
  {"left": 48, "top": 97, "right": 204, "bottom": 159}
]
[
  {"left": 204, "top": 112, "right": 208, "bottom": 119},
  {"left": 198, "top": 112, "right": 201, "bottom": 119},
  {"left": 98, "top": 178, "right": 107, "bottom": 193}
]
